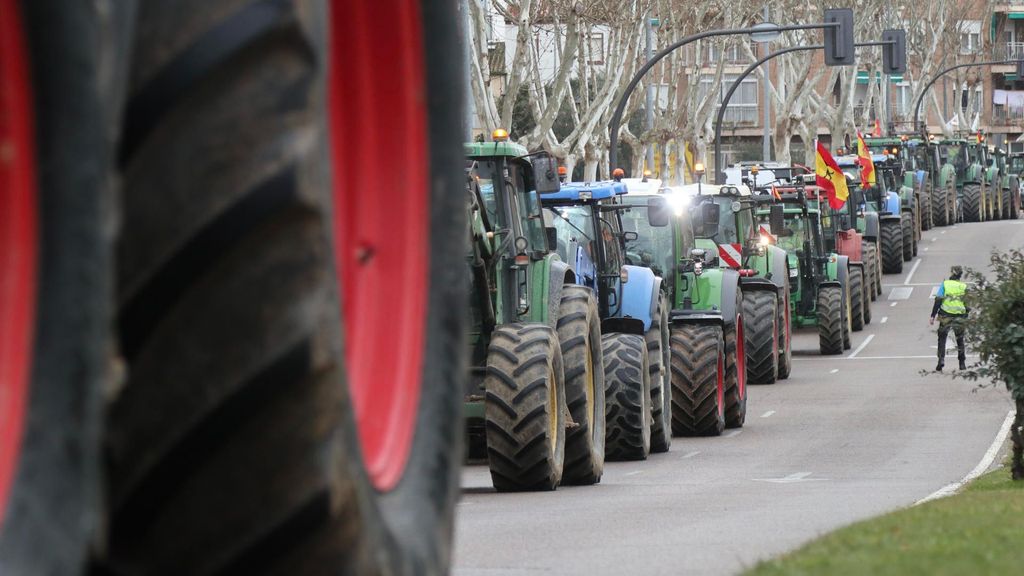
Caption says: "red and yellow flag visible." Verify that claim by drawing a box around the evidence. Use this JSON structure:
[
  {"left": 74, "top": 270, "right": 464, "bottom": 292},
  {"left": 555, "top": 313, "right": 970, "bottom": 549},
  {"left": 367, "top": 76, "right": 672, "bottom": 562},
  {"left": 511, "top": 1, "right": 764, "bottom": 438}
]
[
  {"left": 856, "top": 132, "right": 876, "bottom": 187},
  {"left": 815, "top": 141, "right": 849, "bottom": 209}
]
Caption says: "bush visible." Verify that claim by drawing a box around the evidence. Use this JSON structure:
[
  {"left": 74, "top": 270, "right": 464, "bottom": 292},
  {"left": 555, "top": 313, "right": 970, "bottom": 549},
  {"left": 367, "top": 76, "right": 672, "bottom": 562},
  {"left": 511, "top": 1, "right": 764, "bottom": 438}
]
[{"left": 958, "top": 249, "right": 1024, "bottom": 479}]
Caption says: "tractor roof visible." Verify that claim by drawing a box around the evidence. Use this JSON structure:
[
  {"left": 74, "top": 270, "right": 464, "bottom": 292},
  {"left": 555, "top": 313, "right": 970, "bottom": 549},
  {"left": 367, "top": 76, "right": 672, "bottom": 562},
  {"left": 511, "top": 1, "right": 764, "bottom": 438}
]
[
  {"left": 674, "top": 183, "right": 752, "bottom": 197},
  {"left": 464, "top": 141, "right": 529, "bottom": 158},
  {"left": 618, "top": 177, "right": 664, "bottom": 196},
  {"left": 541, "top": 180, "right": 627, "bottom": 202}
]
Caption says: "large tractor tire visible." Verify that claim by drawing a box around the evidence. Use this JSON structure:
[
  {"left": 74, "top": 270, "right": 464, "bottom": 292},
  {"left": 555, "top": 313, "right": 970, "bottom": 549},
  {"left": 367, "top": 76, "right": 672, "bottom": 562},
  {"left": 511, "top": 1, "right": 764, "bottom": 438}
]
[
  {"left": 901, "top": 216, "right": 914, "bottom": 261},
  {"left": 0, "top": 2, "right": 118, "bottom": 572},
  {"left": 862, "top": 243, "right": 879, "bottom": 301},
  {"left": 484, "top": 325, "right": 565, "bottom": 491},
  {"left": 777, "top": 293, "right": 793, "bottom": 380},
  {"left": 1002, "top": 187, "right": 1012, "bottom": 221},
  {"left": 817, "top": 286, "right": 844, "bottom": 355},
  {"left": 556, "top": 286, "right": 604, "bottom": 485},
  {"left": 646, "top": 293, "right": 672, "bottom": 454},
  {"left": 724, "top": 292, "right": 747, "bottom": 429},
  {"left": 11, "top": 1, "right": 467, "bottom": 574},
  {"left": 850, "top": 267, "right": 865, "bottom": 332},
  {"left": 931, "top": 181, "right": 949, "bottom": 226},
  {"left": 1011, "top": 183, "right": 1021, "bottom": 220},
  {"left": 602, "top": 333, "right": 651, "bottom": 461},
  {"left": 861, "top": 267, "right": 872, "bottom": 326},
  {"left": 742, "top": 291, "right": 779, "bottom": 385},
  {"left": 670, "top": 324, "right": 726, "bottom": 437},
  {"left": 880, "top": 220, "right": 903, "bottom": 274},
  {"left": 962, "top": 183, "right": 982, "bottom": 222},
  {"left": 920, "top": 186, "right": 933, "bottom": 230}
]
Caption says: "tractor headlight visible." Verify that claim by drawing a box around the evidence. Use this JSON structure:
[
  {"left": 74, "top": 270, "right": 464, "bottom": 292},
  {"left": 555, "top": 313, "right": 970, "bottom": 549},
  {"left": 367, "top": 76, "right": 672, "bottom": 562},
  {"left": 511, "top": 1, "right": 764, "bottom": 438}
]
[
  {"left": 694, "top": 261, "right": 704, "bottom": 276},
  {"left": 789, "top": 267, "right": 799, "bottom": 278}
]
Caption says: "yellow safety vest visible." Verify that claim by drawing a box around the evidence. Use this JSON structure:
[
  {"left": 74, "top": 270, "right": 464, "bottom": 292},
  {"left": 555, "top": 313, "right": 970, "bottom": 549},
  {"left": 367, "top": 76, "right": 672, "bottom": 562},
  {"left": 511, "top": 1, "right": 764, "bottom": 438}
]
[{"left": 940, "top": 279, "right": 967, "bottom": 315}]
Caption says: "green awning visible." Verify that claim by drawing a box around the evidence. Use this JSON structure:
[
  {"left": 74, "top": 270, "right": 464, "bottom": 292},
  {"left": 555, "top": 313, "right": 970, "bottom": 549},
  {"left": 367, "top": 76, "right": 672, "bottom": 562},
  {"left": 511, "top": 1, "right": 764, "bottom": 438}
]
[
  {"left": 1009, "top": 12, "right": 1024, "bottom": 19},
  {"left": 1006, "top": 73, "right": 1019, "bottom": 81}
]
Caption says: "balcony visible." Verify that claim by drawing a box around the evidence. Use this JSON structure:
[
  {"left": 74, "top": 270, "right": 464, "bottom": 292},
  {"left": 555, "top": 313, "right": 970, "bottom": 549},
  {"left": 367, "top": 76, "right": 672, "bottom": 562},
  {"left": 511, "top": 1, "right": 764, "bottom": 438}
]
[
  {"left": 997, "top": 41, "right": 1024, "bottom": 60},
  {"left": 992, "top": 105, "right": 1024, "bottom": 126},
  {"left": 715, "top": 106, "right": 759, "bottom": 126}
]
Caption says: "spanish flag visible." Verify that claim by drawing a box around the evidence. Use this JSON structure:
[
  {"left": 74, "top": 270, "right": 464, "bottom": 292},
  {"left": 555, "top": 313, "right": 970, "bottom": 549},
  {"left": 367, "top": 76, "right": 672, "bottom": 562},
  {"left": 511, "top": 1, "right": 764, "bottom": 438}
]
[
  {"left": 856, "top": 132, "right": 876, "bottom": 187},
  {"left": 815, "top": 141, "right": 849, "bottom": 209}
]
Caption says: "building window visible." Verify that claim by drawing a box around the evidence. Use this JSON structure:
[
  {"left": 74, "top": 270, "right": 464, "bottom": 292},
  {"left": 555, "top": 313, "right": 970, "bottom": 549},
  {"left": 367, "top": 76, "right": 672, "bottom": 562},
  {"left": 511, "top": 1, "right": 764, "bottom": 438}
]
[
  {"left": 588, "top": 32, "right": 604, "bottom": 65},
  {"left": 697, "top": 73, "right": 759, "bottom": 124},
  {"left": 959, "top": 20, "right": 981, "bottom": 54}
]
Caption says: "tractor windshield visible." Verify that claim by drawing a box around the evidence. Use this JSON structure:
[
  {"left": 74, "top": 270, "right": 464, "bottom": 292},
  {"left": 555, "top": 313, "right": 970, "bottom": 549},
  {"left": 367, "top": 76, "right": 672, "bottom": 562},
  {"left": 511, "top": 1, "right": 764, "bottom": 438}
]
[
  {"left": 777, "top": 214, "right": 807, "bottom": 252},
  {"left": 938, "top": 144, "right": 962, "bottom": 166},
  {"left": 698, "top": 196, "right": 756, "bottom": 244},
  {"left": 619, "top": 202, "right": 676, "bottom": 278},
  {"left": 470, "top": 160, "right": 501, "bottom": 226},
  {"left": 548, "top": 205, "right": 623, "bottom": 282},
  {"left": 1011, "top": 155, "right": 1024, "bottom": 173}
]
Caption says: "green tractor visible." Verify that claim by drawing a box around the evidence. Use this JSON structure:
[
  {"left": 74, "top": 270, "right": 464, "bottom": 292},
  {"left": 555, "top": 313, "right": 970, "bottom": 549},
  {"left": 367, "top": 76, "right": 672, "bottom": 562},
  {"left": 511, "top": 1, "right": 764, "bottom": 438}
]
[
  {"left": 1002, "top": 147, "right": 1024, "bottom": 219},
  {"left": 757, "top": 190, "right": 856, "bottom": 355},
  {"left": 832, "top": 156, "right": 885, "bottom": 295},
  {"left": 618, "top": 180, "right": 751, "bottom": 435},
  {"left": 465, "top": 138, "right": 606, "bottom": 491},
  {"left": 946, "top": 136, "right": 991, "bottom": 222},
  {"left": 864, "top": 137, "right": 929, "bottom": 235},
  {"left": 988, "top": 146, "right": 1020, "bottom": 220},
  {"left": 914, "top": 137, "right": 957, "bottom": 227}
]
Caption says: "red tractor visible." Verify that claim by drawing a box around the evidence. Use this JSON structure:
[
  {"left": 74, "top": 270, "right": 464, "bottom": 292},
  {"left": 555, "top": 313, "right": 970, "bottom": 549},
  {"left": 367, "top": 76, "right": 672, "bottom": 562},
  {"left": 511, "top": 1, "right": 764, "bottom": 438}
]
[{"left": 1, "top": 1, "right": 464, "bottom": 573}]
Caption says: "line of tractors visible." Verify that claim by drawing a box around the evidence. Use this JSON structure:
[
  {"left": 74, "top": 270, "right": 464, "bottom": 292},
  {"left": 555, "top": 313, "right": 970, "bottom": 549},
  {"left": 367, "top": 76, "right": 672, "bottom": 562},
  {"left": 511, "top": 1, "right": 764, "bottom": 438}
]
[{"left": 464, "top": 128, "right": 1023, "bottom": 492}]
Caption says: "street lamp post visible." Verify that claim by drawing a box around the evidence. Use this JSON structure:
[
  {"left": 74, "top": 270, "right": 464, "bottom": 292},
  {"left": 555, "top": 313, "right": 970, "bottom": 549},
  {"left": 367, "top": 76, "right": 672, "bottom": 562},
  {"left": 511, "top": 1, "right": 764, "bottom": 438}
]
[
  {"left": 713, "top": 39, "right": 899, "bottom": 184},
  {"left": 607, "top": 16, "right": 851, "bottom": 174},
  {"left": 913, "top": 59, "right": 1023, "bottom": 134}
]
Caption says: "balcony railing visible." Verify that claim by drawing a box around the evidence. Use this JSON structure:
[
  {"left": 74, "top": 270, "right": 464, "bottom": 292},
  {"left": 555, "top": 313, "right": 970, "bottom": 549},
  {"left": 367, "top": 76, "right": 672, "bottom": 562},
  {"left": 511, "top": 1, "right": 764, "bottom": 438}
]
[
  {"left": 998, "top": 41, "right": 1024, "bottom": 60},
  {"left": 992, "top": 105, "right": 1024, "bottom": 125},
  {"left": 715, "top": 106, "right": 759, "bottom": 125}
]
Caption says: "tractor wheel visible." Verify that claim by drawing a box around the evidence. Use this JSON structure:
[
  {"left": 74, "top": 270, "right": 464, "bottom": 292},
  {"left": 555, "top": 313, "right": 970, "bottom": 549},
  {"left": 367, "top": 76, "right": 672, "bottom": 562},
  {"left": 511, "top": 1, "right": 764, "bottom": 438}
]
[
  {"left": 850, "top": 267, "right": 865, "bottom": 332},
  {"left": 1011, "top": 182, "right": 1021, "bottom": 220},
  {"left": 100, "top": 0, "right": 467, "bottom": 573},
  {"left": 724, "top": 291, "right": 747, "bottom": 429},
  {"left": 484, "top": 325, "right": 565, "bottom": 491},
  {"left": 817, "top": 286, "right": 844, "bottom": 355},
  {"left": 863, "top": 243, "right": 878, "bottom": 301},
  {"left": 931, "top": 181, "right": 948, "bottom": 226},
  {"left": 742, "top": 291, "right": 779, "bottom": 385},
  {"left": 901, "top": 216, "right": 914, "bottom": 261},
  {"left": 862, "top": 266, "right": 872, "bottom": 326},
  {"left": 962, "top": 183, "right": 982, "bottom": 222},
  {"left": 670, "top": 324, "right": 726, "bottom": 437},
  {"left": 1002, "top": 188, "right": 1011, "bottom": 221},
  {"left": 842, "top": 279, "right": 852, "bottom": 351},
  {"left": 921, "top": 186, "right": 933, "bottom": 230},
  {"left": 777, "top": 292, "right": 793, "bottom": 380},
  {"left": 0, "top": 2, "right": 118, "bottom": 572},
  {"left": 556, "top": 286, "right": 605, "bottom": 485},
  {"left": 880, "top": 220, "right": 903, "bottom": 274},
  {"left": 948, "top": 181, "right": 959, "bottom": 223},
  {"left": 646, "top": 293, "right": 672, "bottom": 454},
  {"left": 602, "top": 333, "right": 651, "bottom": 461}
]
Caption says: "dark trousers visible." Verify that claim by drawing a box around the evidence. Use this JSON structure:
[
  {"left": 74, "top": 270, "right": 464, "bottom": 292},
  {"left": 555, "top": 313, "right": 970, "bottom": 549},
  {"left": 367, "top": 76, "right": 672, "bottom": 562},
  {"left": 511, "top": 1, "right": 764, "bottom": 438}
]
[{"left": 937, "top": 314, "right": 966, "bottom": 365}]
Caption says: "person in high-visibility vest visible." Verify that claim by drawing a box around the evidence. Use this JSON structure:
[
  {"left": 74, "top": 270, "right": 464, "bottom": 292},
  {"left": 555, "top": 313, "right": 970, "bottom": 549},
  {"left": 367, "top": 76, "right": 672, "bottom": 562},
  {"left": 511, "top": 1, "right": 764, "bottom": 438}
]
[{"left": 929, "top": 265, "right": 968, "bottom": 371}]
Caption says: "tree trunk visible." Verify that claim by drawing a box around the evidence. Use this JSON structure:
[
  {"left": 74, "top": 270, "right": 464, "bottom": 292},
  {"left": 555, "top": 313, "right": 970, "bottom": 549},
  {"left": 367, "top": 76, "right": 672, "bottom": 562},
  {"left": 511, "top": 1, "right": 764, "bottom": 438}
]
[{"left": 1013, "top": 396, "right": 1024, "bottom": 481}]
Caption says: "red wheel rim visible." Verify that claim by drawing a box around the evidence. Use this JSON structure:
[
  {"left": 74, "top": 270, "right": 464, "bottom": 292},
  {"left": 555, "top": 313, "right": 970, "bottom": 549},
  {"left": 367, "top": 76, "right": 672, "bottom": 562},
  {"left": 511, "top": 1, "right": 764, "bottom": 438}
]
[
  {"left": 734, "top": 315, "right": 745, "bottom": 399},
  {"left": 327, "top": 0, "right": 427, "bottom": 492},
  {"left": 716, "top": 345, "right": 725, "bottom": 419},
  {"left": 0, "top": 0, "right": 37, "bottom": 527}
]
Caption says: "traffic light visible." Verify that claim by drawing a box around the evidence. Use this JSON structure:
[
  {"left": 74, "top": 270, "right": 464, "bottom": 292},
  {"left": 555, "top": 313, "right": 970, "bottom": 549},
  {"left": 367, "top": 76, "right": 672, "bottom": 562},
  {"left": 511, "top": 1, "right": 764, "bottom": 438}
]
[
  {"left": 823, "top": 8, "right": 855, "bottom": 66},
  {"left": 882, "top": 29, "right": 907, "bottom": 75}
]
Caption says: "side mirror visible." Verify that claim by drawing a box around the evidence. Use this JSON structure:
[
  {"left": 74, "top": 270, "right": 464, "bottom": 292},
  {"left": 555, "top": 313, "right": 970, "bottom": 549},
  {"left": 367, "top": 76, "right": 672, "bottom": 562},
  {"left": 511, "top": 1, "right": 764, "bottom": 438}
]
[
  {"left": 545, "top": 226, "right": 558, "bottom": 252},
  {"left": 700, "top": 203, "right": 720, "bottom": 236},
  {"left": 532, "top": 156, "right": 560, "bottom": 194},
  {"left": 769, "top": 204, "right": 785, "bottom": 236},
  {"left": 647, "top": 196, "right": 670, "bottom": 227}
]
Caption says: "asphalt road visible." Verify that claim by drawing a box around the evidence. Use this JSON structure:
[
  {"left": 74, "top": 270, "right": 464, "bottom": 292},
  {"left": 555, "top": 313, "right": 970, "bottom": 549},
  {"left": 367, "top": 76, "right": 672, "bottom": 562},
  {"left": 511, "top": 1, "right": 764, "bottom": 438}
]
[{"left": 452, "top": 218, "right": 1023, "bottom": 576}]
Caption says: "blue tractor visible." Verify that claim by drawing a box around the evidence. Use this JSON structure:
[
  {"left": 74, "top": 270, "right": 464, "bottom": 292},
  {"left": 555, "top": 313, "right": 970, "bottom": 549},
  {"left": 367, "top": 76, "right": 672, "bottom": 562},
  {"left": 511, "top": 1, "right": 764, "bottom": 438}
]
[{"left": 542, "top": 181, "right": 670, "bottom": 459}]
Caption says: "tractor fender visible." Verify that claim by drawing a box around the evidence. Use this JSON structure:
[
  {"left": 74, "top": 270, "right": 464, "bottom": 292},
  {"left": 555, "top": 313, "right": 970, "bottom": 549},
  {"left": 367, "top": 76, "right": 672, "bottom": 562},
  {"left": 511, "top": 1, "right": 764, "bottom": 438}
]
[
  {"left": 885, "top": 191, "right": 902, "bottom": 215},
  {"left": 719, "top": 268, "right": 741, "bottom": 328},
  {"left": 764, "top": 245, "right": 789, "bottom": 290},
  {"left": 648, "top": 276, "right": 665, "bottom": 320},
  {"left": 619, "top": 264, "right": 656, "bottom": 332},
  {"left": 739, "top": 275, "right": 777, "bottom": 294},
  {"left": 938, "top": 164, "right": 957, "bottom": 188},
  {"left": 669, "top": 308, "right": 725, "bottom": 327},
  {"left": 879, "top": 213, "right": 901, "bottom": 224},
  {"left": 601, "top": 316, "right": 646, "bottom": 335},
  {"left": 546, "top": 258, "right": 572, "bottom": 329},
  {"left": 862, "top": 211, "right": 880, "bottom": 241}
]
